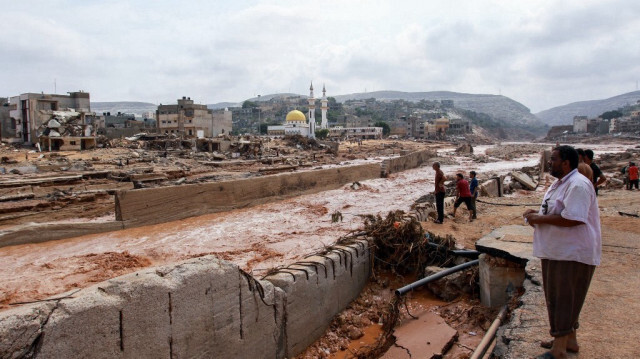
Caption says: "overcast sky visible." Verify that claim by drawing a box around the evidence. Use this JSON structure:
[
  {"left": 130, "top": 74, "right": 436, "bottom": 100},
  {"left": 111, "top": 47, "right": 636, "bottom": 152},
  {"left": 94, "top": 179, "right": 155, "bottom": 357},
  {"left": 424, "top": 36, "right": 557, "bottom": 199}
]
[{"left": 2, "top": 0, "right": 639, "bottom": 113}]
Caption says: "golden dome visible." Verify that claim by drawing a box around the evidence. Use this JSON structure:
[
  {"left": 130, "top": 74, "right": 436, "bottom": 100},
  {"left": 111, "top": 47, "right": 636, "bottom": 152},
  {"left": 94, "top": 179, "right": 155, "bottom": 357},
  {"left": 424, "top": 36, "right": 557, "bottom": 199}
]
[{"left": 286, "top": 110, "right": 307, "bottom": 122}]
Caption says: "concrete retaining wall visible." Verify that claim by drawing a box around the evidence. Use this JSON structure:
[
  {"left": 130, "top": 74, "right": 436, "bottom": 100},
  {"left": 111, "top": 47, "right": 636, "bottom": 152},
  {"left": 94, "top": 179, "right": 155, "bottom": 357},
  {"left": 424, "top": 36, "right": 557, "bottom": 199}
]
[
  {"left": 381, "top": 149, "right": 437, "bottom": 177},
  {"left": 0, "top": 221, "right": 125, "bottom": 248},
  {"left": 0, "top": 242, "right": 371, "bottom": 359},
  {"left": 116, "top": 163, "right": 381, "bottom": 226},
  {"left": 265, "top": 241, "right": 370, "bottom": 357}
]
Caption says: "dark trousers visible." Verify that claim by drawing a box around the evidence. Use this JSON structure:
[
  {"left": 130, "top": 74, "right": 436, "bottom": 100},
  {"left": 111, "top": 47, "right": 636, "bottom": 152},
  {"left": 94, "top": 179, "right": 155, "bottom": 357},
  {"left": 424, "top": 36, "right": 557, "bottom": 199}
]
[
  {"left": 629, "top": 179, "right": 639, "bottom": 190},
  {"left": 471, "top": 197, "right": 477, "bottom": 218},
  {"left": 435, "top": 192, "right": 445, "bottom": 222},
  {"left": 541, "top": 259, "right": 596, "bottom": 337}
]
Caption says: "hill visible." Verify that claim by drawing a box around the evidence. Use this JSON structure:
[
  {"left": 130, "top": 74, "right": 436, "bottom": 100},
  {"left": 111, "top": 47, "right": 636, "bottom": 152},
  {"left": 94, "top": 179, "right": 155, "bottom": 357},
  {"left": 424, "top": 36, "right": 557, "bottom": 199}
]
[
  {"left": 208, "top": 102, "right": 241, "bottom": 110},
  {"left": 91, "top": 101, "right": 157, "bottom": 116},
  {"left": 333, "top": 91, "right": 544, "bottom": 127},
  {"left": 535, "top": 90, "right": 640, "bottom": 126}
]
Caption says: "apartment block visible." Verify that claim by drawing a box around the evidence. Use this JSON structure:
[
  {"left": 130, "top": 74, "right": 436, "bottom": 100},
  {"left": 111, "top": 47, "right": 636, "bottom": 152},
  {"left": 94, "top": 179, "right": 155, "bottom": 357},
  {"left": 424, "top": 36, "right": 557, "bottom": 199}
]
[{"left": 157, "top": 97, "right": 231, "bottom": 137}]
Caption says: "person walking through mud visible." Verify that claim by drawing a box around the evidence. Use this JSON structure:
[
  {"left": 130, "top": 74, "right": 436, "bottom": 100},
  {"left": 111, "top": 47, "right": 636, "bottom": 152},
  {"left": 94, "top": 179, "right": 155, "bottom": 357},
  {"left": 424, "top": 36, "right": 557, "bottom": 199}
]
[
  {"left": 469, "top": 170, "right": 479, "bottom": 219},
  {"left": 432, "top": 162, "right": 446, "bottom": 224},
  {"left": 628, "top": 162, "right": 639, "bottom": 190},
  {"left": 584, "top": 149, "right": 606, "bottom": 195},
  {"left": 451, "top": 173, "right": 474, "bottom": 221},
  {"left": 523, "top": 145, "right": 601, "bottom": 359}
]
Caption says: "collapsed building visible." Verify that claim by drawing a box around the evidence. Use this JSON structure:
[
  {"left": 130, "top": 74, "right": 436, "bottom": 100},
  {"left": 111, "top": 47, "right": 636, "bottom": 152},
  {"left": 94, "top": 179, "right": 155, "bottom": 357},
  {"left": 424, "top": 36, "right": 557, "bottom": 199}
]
[{"left": 6, "top": 92, "right": 93, "bottom": 147}]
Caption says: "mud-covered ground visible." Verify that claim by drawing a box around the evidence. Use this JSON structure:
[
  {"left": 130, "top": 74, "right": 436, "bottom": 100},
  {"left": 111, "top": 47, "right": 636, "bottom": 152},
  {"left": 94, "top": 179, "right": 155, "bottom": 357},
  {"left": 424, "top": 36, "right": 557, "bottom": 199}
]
[
  {"left": 0, "top": 138, "right": 437, "bottom": 227},
  {"left": 1, "top": 139, "right": 639, "bottom": 358}
]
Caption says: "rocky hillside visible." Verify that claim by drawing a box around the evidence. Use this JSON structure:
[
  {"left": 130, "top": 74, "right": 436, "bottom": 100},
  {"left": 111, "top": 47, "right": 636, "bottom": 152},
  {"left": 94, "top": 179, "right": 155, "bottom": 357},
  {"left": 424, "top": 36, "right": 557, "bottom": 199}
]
[
  {"left": 91, "top": 101, "right": 157, "bottom": 116},
  {"left": 535, "top": 90, "right": 640, "bottom": 126},
  {"left": 333, "top": 91, "right": 544, "bottom": 127}
]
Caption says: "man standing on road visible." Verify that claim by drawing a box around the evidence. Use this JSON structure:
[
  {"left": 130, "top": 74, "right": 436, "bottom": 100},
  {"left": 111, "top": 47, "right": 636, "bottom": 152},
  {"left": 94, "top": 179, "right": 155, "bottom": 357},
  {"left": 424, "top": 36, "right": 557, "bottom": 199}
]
[
  {"left": 584, "top": 149, "right": 606, "bottom": 195},
  {"left": 451, "top": 173, "right": 474, "bottom": 221},
  {"left": 469, "top": 171, "right": 479, "bottom": 219},
  {"left": 523, "top": 145, "right": 601, "bottom": 359},
  {"left": 432, "top": 162, "right": 446, "bottom": 224}
]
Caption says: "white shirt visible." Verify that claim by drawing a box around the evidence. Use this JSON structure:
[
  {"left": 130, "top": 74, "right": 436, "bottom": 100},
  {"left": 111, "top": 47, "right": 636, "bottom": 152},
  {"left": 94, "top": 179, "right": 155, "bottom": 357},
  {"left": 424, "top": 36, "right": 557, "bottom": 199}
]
[{"left": 532, "top": 169, "right": 602, "bottom": 265}]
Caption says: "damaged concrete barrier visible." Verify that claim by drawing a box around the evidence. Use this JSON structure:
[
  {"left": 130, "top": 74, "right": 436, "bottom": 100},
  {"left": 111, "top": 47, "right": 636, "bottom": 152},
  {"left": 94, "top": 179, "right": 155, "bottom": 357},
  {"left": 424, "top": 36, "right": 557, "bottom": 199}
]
[
  {"left": 478, "top": 254, "right": 526, "bottom": 308},
  {"left": 0, "top": 221, "right": 125, "bottom": 248},
  {"left": 0, "top": 256, "right": 285, "bottom": 358},
  {"left": 478, "top": 176, "right": 503, "bottom": 197},
  {"left": 475, "top": 226, "right": 532, "bottom": 308},
  {"left": 1, "top": 242, "right": 371, "bottom": 359},
  {"left": 381, "top": 149, "right": 436, "bottom": 177},
  {"left": 116, "top": 163, "right": 381, "bottom": 226},
  {"left": 264, "top": 241, "right": 371, "bottom": 357}
]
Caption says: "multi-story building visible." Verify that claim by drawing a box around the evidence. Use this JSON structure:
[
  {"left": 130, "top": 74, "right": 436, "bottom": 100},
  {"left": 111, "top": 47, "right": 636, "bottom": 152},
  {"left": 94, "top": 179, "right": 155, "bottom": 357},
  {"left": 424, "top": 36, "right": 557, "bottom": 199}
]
[
  {"left": 610, "top": 117, "right": 640, "bottom": 133},
  {"left": 8, "top": 91, "right": 91, "bottom": 144},
  {"left": 0, "top": 98, "right": 13, "bottom": 140},
  {"left": 157, "top": 97, "right": 231, "bottom": 137},
  {"left": 328, "top": 126, "right": 382, "bottom": 139},
  {"left": 573, "top": 116, "right": 589, "bottom": 133},
  {"left": 448, "top": 118, "right": 471, "bottom": 134},
  {"left": 211, "top": 108, "right": 232, "bottom": 136},
  {"left": 345, "top": 114, "right": 373, "bottom": 128}
]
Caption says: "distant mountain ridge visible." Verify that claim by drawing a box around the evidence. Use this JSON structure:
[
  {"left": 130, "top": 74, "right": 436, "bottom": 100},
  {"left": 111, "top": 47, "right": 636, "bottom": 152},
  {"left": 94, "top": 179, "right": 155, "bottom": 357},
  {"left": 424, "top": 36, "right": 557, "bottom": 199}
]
[
  {"left": 535, "top": 90, "right": 640, "bottom": 126},
  {"left": 91, "top": 101, "right": 157, "bottom": 116},
  {"left": 333, "top": 90, "right": 543, "bottom": 127}
]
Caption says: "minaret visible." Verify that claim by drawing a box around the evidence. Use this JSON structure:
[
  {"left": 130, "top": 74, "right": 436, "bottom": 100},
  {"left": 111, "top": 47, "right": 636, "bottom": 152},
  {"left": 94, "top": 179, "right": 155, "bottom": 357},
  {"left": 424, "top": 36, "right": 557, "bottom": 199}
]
[
  {"left": 321, "top": 84, "right": 329, "bottom": 129},
  {"left": 308, "top": 81, "right": 316, "bottom": 138}
]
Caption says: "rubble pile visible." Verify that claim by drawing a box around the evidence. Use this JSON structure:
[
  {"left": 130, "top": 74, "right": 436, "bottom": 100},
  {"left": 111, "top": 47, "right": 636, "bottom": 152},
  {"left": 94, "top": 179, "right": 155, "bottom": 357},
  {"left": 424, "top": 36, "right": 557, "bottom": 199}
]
[
  {"left": 39, "top": 112, "right": 89, "bottom": 138},
  {"left": 455, "top": 143, "right": 474, "bottom": 154}
]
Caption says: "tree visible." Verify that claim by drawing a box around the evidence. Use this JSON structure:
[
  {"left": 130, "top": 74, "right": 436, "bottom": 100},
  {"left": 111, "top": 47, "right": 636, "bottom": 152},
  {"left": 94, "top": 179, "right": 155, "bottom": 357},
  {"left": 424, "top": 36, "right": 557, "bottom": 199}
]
[
  {"left": 600, "top": 110, "right": 623, "bottom": 120},
  {"left": 315, "top": 128, "right": 329, "bottom": 139},
  {"left": 242, "top": 100, "right": 259, "bottom": 109},
  {"left": 374, "top": 121, "right": 391, "bottom": 136}
]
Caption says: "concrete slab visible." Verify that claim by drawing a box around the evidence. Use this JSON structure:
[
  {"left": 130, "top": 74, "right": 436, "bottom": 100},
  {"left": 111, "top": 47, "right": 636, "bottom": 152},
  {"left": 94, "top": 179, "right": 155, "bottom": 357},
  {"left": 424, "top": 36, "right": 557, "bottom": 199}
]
[
  {"left": 381, "top": 311, "right": 457, "bottom": 359},
  {"left": 474, "top": 225, "right": 534, "bottom": 266},
  {"left": 510, "top": 171, "right": 537, "bottom": 191}
]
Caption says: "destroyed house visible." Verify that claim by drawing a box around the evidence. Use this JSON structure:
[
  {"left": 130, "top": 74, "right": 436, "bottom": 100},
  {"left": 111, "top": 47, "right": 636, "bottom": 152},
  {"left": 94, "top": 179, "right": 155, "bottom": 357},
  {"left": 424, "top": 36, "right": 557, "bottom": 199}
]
[{"left": 8, "top": 92, "right": 91, "bottom": 145}]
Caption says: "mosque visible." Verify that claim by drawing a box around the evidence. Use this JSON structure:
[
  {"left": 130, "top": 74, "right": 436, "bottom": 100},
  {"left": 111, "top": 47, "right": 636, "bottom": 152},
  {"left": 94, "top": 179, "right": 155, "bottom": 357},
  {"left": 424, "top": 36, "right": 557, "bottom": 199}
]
[{"left": 267, "top": 82, "right": 328, "bottom": 138}]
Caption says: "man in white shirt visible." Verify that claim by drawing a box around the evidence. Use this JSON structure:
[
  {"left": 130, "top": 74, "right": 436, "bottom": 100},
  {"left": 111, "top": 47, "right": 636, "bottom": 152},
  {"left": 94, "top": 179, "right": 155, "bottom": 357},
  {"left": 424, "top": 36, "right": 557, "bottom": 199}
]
[{"left": 523, "top": 145, "right": 601, "bottom": 359}]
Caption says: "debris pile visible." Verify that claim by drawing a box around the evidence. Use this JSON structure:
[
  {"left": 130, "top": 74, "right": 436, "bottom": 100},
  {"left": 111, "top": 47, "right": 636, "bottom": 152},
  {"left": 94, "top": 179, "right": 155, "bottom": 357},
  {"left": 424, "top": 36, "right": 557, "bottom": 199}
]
[
  {"left": 455, "top": 143, "right": 474, "bottom": 154},
  {"left": 39, "top": 111, "right": 91, "bottom": 137}
]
